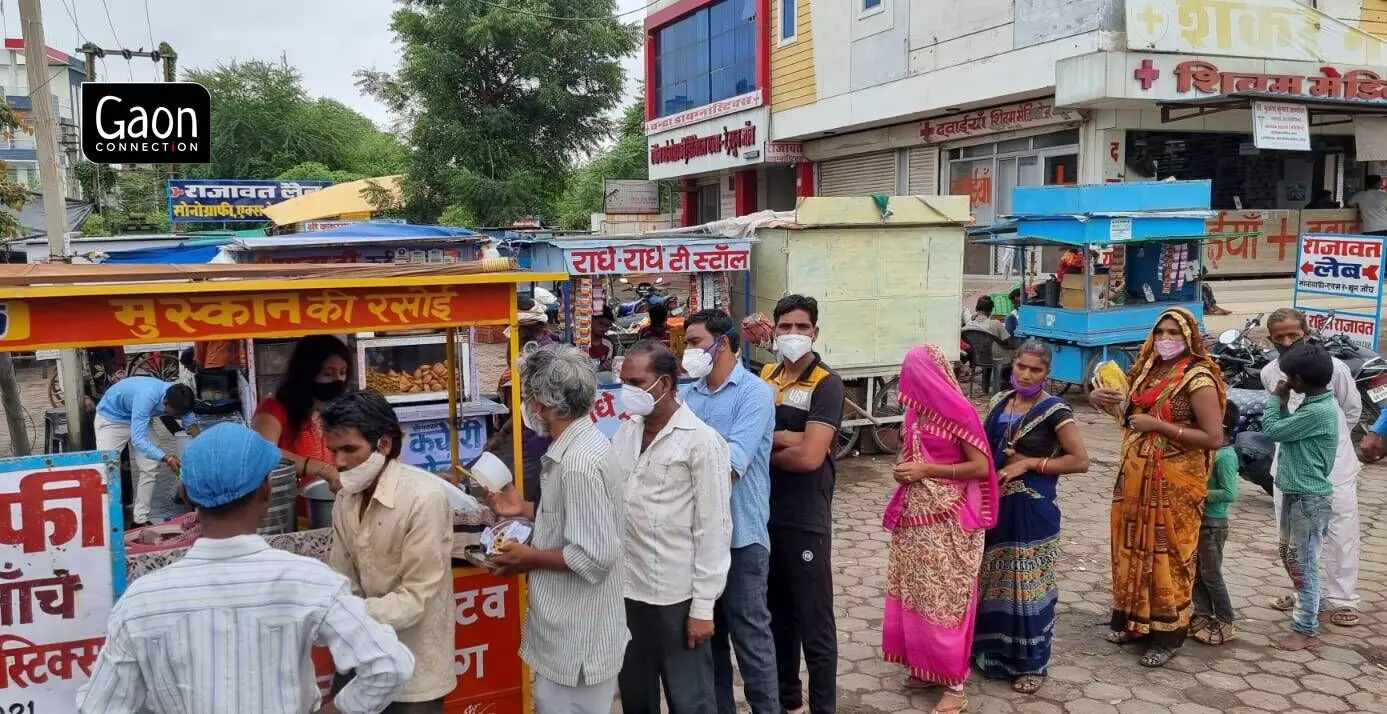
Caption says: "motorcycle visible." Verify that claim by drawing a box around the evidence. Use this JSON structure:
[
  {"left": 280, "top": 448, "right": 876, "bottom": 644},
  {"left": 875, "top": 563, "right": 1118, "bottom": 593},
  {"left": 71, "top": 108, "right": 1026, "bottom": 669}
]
[
  {"left": 1311, "top": 311, "right": 1387, "bottom": 461},
  {"left": 1210, "top": 314, "right": 1272, "bottom": 389},
  {"left": 1226, "top": 386, "right": 1272, "bottom": 495}
]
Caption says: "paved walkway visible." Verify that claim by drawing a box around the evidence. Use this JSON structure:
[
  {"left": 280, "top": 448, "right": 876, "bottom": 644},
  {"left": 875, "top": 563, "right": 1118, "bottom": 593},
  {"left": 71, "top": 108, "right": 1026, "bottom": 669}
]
[{"left": 827, "top": 404, "right": 1386, "bottom": 714}]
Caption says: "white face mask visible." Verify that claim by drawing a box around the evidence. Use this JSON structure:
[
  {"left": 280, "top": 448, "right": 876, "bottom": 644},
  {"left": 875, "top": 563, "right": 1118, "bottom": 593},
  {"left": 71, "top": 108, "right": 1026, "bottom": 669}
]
[
  {"left": 775, "top": 334, "right": 814, "bottom": 363},
  {"left": 621, "top": 380, "right": 666, "bottom": 417},
  {"left": 338, "top": 451, "right": 387, "bottom": 494},
  {"left": 522, "top": 400, "right": 549, "bottom": 437},
  {"left": 682, "top": 342, "right": 716, "bottom": 379}
]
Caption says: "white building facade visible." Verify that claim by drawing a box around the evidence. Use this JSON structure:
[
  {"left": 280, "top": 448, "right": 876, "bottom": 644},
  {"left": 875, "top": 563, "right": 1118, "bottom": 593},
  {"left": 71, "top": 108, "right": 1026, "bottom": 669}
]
[
  {"left": 0, "top": 39, "right": 86, "bottom": 192},
  {"left": 767, "top": 0, "right": 1387, "bottom": 275}
]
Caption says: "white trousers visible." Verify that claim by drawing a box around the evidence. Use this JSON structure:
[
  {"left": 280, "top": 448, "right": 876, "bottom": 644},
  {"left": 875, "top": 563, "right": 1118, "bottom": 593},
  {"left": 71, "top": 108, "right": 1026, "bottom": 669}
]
[
  {"left": 94, "top": 414, "right": 162, "bottom": 524},
  {"left": 1272, "top": 468, "right": 1362, "bottom": 611},
  {"left": 533, "top": 675, "right": 617, "bottom": 714}
]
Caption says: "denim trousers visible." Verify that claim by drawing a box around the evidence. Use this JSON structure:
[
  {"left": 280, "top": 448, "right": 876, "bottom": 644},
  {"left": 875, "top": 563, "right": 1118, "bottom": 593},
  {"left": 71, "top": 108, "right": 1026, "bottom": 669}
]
[
  {"left": 712, "top": 544, "right": 780, "bottom": 714},
  {"left": 1192, "top": 518, "right": 1235, "bottom": 623},
  {"left": 1278, "top": 493, "right": 1333, "bottom": 636}
]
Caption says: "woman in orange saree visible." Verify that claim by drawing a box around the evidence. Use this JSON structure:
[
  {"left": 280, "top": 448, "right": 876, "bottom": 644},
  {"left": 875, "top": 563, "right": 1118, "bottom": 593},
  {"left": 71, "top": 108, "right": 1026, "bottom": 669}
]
[{"left": 1090, "top": 307, "right": 1227, "bottom": 668}]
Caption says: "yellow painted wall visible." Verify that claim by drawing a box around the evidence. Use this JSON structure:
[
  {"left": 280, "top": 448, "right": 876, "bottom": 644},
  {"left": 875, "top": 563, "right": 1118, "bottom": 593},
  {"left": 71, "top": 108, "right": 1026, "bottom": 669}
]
[
  {"left": 770, "top": 0, "right": 817, "bottom": 112},
  {"left": 1366, "top": 0, "right": 1387, "bottom": 35}
]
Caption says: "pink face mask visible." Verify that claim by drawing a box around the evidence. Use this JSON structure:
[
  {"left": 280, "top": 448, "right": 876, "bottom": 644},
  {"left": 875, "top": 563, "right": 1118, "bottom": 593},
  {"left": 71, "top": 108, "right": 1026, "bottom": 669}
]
[{"left": 1154, "top": 338, "right": 1187, "bottom": 360}]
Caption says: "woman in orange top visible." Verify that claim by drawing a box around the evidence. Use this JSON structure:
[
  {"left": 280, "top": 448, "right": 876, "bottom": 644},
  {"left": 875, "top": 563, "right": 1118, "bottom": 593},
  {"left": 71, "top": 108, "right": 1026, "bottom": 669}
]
[{"left": 251, "top": 335, "right": 352, "bottom": 491}]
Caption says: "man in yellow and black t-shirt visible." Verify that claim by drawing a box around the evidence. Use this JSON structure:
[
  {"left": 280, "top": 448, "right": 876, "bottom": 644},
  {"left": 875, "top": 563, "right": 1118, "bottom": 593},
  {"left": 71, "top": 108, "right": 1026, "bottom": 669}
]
[{"left": 758, "top": 295, "right": 843, "bottom": 714}]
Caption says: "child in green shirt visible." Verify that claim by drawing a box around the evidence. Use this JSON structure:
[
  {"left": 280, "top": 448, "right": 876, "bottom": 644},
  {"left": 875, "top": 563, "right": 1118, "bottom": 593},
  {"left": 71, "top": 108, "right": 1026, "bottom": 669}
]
[
  {"left": 1192, "top": 400, "right": 1240, "bottom": 646},
  {"left": 1261, "top": 342, "right": 1338, "bottom": 652}
]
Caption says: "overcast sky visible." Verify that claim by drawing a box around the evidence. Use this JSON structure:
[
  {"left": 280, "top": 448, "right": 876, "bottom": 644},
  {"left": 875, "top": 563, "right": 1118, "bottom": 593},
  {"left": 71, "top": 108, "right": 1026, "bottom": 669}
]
[{"left": 8, "top": 0, "right": 648, "bottom": 128}]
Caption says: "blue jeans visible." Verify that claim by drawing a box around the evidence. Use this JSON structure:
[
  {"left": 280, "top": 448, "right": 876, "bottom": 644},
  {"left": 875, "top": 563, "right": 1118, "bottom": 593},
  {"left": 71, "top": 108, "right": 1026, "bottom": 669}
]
[
  {"left": 712, "top": 544, "right": 780, "bottom": 714},
  {"left": 1278, "top": 493, "right": 1332, "bottom": 636}
]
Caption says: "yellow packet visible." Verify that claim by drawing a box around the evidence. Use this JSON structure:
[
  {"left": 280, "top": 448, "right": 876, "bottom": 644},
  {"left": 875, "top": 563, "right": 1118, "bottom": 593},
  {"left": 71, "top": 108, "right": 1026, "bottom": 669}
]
[{"left": 1093, "top": 360, "right": 1129, "bottom": 393}]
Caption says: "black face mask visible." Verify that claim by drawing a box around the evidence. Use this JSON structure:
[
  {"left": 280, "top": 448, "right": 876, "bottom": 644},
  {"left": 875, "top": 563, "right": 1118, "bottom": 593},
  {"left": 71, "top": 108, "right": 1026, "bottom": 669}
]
[
  {"left": 1274, "top": 339, "right": 1302, "bottom": 357},
  {"left": 311, "top": 380, "right": 348, "bottom": 402}
]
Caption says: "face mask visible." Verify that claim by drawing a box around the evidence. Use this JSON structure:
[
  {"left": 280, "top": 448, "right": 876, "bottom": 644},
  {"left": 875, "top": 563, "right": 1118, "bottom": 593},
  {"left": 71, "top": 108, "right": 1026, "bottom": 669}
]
[
  {"left": 775, "top": 334, "right": 814, "bottom": 363},
  {"left": 1154, "top": 338, "right": 1187, "bottom": 361},
  {"left": 621, "top": 379, "right": 666, "bottom": 417},
  {"left": 312, "top": 380, "right": 347, "bottom": 402},
  {"left": 1009, "top": 372, "right": 1044, "bottom": 397},
  {"left": 682, "top": 340, "right": 718, "bottom": 379},
  {"left": 338, "top": 451, "right": 387, "bottom": 494},
  {"left": 522, "top": 400, "right": 548, "bottom": 437},
  {"left": 1274, "top": 339, "right": 1302, "bottom": 357}
]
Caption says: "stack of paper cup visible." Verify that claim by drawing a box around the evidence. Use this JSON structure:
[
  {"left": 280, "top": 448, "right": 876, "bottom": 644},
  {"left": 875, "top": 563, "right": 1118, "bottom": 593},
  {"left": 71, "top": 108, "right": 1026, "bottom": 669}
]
[{"left": 469, "top": 451, "right": 513, "bottom": 491}]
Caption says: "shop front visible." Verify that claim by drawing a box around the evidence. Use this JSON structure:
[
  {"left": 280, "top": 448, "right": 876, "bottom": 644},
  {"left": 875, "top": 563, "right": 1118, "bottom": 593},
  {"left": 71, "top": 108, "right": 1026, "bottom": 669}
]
[
  {"left": 808, "top": 97, "right": 1085, "bottom": 274},
  {"left": 1057, "top": 49, "right": 1387, "bottom": 275}
]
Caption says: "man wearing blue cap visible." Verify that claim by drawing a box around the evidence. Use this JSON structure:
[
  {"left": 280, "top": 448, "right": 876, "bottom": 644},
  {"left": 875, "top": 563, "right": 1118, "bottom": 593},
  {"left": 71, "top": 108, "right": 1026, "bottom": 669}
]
[{"left": 78, "top": 423, "right": 415, "bottom": 714}]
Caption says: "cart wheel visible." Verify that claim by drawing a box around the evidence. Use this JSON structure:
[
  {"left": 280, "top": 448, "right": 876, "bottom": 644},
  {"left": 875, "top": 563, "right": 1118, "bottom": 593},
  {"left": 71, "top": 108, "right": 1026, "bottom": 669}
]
[
  {"left": 834, "top": 426, "right": 860, "bottom": 461},
  {"left": 868, "top": 376, "right": 903, "bottom": 454},
  {"left": 1081, "top": 349, "right": 1136, "bottom": 400},
  {"left": 130, "top": 351, "right": 179, "bottom": 381},
  {"left": 1045, "top": 379, "right": 1073, "bottom": 397},
  {"left": 1356, "top": 399, "right": 1385, "bottom": 464}
]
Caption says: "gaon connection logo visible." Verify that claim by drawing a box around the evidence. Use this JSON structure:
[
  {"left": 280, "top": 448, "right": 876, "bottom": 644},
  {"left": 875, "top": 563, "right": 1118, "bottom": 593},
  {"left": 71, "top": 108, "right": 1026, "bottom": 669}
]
[{"left": 81, "top": 82, "right": 212, "bottom": 163}]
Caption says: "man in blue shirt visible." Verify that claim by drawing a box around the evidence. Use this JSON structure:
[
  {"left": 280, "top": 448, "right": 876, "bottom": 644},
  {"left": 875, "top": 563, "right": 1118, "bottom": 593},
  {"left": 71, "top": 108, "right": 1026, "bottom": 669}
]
[
  {"left": 680, "top": 309, "right": 779, "bottom": 714},
  {"left": 95, "top": 376, "right": 197, "bottom": 527}
]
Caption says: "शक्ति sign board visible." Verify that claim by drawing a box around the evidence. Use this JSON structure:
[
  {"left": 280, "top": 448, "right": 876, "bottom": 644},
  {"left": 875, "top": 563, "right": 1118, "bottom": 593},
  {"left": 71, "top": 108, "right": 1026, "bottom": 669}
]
[
  {"left": 0, "top": 451, "right": 124, "bottom": 712},
  {"left": 1294, "top": 234, "right": 1385, "bottom": 298}
]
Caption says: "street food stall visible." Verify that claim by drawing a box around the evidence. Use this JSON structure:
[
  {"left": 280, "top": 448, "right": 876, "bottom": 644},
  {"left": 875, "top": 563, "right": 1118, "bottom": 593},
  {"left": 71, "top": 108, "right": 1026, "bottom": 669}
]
[
  {"left": 526, "top": 233, "right": 755, "bottom": 436},
  {"left": 739, "top": 196, "right": 970, "bottom": 458},
  {"left": 973, "top": 180, "right": 1216, "bottom": 393},
  {"left": 0, "top": 260, "right": 564, "bottom": 713}
]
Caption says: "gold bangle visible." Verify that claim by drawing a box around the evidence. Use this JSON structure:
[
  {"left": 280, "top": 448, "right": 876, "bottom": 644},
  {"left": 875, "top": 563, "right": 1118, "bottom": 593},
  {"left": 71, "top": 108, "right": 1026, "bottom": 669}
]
[{"left": 1175, "top": 427, "right": 1185, "bottom": 442}]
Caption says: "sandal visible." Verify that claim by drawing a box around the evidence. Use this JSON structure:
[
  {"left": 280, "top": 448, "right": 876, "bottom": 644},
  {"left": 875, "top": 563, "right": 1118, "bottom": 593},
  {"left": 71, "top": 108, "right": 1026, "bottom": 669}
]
[
  {"left": 1192, "top": 621, "right": 1237, "bottom": 646},
  {"left": 1013, "top": 675, "right": 1045, "bottom": 694},
  {"left": 1188, "top": 615, "right": 1211, "bottom": 633},
  {"left": 1139, "top": 646, "right": 1176, "bottom": 668},
  {"left": 931, "top": 691, "right": 968, "bottom": 714},
  {"left": 1106, "top": 630, "right": 1143, "bottom": 645},
  {"left": 1269, "top": 594, "right": 1296, "bottom": 612},
  {"left": 1326, "top": 608, "right": 1360, "bottom": 627}
]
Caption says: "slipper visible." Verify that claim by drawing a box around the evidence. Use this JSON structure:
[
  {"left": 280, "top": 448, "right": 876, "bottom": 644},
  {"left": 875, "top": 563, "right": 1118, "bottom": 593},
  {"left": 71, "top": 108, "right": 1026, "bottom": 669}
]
[
  {"left": 1012, "top": 675, "right": 1045, "bottom": 694},
  {"left": 1326, "top": 608, "right": 1360, "bottom": 627},
  {"left": 1269, "top": 594, "right": 1296, "bottom": 612},
  {"left": 931, "top": 692, "right": 968, "bottom": 714},
  {"left": 1106, "top": 630, "right": 1143, "bottom": 645},
  {"left": 1140, "top": 647, "right": 1176, "bottom": 668}
]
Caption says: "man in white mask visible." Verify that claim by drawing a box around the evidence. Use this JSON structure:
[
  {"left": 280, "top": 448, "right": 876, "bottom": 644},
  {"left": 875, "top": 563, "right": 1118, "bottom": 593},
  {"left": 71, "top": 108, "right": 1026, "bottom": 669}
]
[
  {"left": 758, "top": 295, "right": 844, "bottom": 714},
  {"left": 679, "top": 309, "right": 780, "bottom": 714},
  {"left": 612, "top": 340, "right": 732, "bottom": 714},
  {"left": 323, "top": 390, "right": 456, "bottom": 713}
]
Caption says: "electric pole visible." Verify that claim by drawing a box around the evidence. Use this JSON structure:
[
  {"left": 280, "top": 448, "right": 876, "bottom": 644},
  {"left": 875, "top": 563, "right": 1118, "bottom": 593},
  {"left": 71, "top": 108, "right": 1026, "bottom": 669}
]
[{"left": 21, "top": 0, "right": 85, "bottom": 450}]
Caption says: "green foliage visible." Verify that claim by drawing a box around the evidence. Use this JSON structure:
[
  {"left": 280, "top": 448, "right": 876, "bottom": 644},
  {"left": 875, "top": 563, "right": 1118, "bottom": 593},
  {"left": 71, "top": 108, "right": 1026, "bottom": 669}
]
[
  {"left": 437, "top": 204, "right": 478, "bottom": 228},
  {"left": 276, "top": 162, "right": 364, "bottom": 184},
  {"left": 183, "top": 60, "right": 406, "bottom": 181},
  {"left": 358, "top": 0, "right": 640, "bottom": 226},
  {"left": 553, "top": 102, "right": 654, "bottom": 229},
  {"left": 73, "top": 161, "right": 119, "bottom": 206},
  {"left": 0, "top": 101, "right": 30, "bottom": 240}
]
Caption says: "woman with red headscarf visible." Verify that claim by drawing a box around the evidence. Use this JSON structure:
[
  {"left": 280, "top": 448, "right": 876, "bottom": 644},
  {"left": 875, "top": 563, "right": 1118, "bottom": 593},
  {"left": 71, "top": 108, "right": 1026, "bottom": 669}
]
[{"left": 881, "top": 345, "right": 999, "bottom": 714}]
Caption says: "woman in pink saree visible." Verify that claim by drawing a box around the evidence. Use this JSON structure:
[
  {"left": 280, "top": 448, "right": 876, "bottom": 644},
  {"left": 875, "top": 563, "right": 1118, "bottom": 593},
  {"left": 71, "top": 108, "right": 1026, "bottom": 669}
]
[{"left": 882, "top": 345, "right": 999, "bottom": 714}]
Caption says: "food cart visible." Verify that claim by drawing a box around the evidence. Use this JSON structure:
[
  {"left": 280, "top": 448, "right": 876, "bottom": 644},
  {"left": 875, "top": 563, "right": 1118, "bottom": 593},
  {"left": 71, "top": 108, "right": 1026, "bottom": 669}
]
[
  {"left": 0, "top": 260, "right": 565, "bottom": 714},
  {"left": 972, "top": 180, "right": 1216, "bottom": 394},
  {"left": 525, "top": 233, "right": 755, "bottom": 435}
]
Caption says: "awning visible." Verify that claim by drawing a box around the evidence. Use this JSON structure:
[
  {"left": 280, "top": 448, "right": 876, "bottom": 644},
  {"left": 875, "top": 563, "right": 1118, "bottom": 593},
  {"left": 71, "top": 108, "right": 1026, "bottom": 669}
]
[
  {"left": 101, "top": 241, "right": 230, "bottom": 264},
  {"left": 1157, "top": 92, "right": 1387, "bottom": 125},
  {"left": 261, "top": 175, "right": 403, "bottom": 226},
  {"left": 226, "top": 222, "right": 478, "bottom": 251}
]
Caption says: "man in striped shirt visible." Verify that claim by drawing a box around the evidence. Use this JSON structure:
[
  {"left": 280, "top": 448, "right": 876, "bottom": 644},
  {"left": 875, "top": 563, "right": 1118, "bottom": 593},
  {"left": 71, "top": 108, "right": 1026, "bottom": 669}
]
[
  {"left": 488, "top": 345, "right": 627, "bottom": 714},
  {"left": 78, "top": 423, "right": 415, "bottom": 714}
]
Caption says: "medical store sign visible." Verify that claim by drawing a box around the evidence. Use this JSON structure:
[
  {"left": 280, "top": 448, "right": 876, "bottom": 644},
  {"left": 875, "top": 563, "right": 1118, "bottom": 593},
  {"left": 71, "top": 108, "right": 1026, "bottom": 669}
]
[
  {"left": 0, "top": 451, "right": 124, "bottom": 710},
  {"left": 168, "top": 179, "right": 332, "bottom": 223},
  {"left": 1127, "top": 55, "right": 1387, "bottom": 105},
  {"left": 919, "top": 99, "right": 1082, "bottom": 143},
  {"left": 1295, "top": 234, "right": 1385, "bottom": 298},
  {"left": 647, "top": 108, "right": 768, "bottom": 181}
]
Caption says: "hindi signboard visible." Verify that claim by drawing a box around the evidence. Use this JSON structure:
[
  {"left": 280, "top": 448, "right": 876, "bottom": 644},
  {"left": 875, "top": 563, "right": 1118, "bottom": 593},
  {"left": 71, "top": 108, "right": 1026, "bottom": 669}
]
[
  {"left": 1300, "top": 308, "right": 1380, "bottom": 352},
  {"left": 0, "top": 450, "right": 123, "bottom": 710},
  {"left": 602, "top": 180, "right": 661, "bottom": 214},
  {"left": 562, "top": 241, "right": 752, "bottom": 276},
  {"left": 168, "top": 179, "right": 332, "bottom": 223},
  {"left": 1252, "top": 101, "right": 1311, "bottom": 151},
  {"left": 1125, "top": 0, "right": 1387, "bottom": 66},
  {"left": 1203, "top": 210, "right": 1360, "bottom": 276},
  {"left": 1294, "top": 234, "right": 1385, "bottom": 298},
  {"left": 400, "top": 417, "right": 488, "bottom": 474}
]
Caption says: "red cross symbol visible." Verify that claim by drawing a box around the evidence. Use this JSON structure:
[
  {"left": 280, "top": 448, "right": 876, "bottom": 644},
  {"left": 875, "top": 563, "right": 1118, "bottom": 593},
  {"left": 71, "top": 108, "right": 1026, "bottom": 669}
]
[{"left": 1134, "top": 59, "right": 1160, "bottom": 90}]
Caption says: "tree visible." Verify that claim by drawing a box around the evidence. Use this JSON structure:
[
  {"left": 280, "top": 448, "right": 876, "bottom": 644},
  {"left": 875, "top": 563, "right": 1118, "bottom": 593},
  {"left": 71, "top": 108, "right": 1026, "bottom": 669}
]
[
  {"left": 183, "top": 61, "right": 406, "bottom": 180},
  {"left": 357, "top": 0, "right": 640, "bottom": 226},
  {"left": 553, "top": 101, "right": 653, "bottom": 229}
]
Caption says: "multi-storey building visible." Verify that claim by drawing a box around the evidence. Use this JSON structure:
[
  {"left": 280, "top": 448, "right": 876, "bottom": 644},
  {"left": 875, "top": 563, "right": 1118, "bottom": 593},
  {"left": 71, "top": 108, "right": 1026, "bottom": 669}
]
[{"left": 0, "top": 39, "right": 84, "bottom": 191}]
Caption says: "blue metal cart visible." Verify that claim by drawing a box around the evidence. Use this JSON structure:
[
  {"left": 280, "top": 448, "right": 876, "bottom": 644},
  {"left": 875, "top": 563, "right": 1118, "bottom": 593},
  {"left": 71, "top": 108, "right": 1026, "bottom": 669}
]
[{"left": 973, "top": 181, "right": 1218, "bottom": 395}]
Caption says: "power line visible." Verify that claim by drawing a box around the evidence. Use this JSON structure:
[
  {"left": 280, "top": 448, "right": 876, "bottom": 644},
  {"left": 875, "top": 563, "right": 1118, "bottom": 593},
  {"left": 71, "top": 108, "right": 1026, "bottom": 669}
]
[
  {"left": 466, "top": 0, "right": 658, "bottom": 22},
  {"left": 142, "top": 0, "right": 156, "bottom": 51},
  {"left": 97, "top": 0, "right": 133, "bottom": 80}
]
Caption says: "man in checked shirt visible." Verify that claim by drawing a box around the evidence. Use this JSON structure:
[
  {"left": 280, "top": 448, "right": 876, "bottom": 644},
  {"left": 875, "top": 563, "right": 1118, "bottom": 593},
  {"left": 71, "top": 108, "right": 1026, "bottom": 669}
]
[{"left": 78, "top": 423, "right": 414, "bottom": 714}]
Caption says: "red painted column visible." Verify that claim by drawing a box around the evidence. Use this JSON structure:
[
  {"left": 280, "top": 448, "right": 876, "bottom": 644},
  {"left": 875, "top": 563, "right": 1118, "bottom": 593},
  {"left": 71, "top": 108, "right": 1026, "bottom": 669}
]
[
  {"left": 734, "top": 170, "right": 757, "bottom": 216},
  {"left": 795, "top": 162, "right": 815, "bottom": 198},
  {"left": 679, "top": 179, "right": 697, "bottom": 227}
]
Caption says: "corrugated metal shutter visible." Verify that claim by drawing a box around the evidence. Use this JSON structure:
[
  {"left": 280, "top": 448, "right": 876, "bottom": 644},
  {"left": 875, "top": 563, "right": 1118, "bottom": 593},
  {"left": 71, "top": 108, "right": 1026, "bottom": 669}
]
[
  {"left": 818, "top": 151, "right": 897, "bottom": 196},
  {"left": 906, "top": 146, "right": 939, "bottom": 195}
]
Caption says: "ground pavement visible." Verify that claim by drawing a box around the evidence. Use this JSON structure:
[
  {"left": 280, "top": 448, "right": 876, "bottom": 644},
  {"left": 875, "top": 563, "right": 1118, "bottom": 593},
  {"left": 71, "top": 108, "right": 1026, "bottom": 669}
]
[{"left": 820, "top": 403, "right": 1387, "bottom": 714}]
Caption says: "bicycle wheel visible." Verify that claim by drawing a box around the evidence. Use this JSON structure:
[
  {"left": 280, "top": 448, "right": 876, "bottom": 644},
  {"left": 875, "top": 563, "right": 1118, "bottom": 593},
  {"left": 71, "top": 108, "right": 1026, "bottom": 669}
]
[
  {"left": 867, "top": 376, "right": 903, "bottom": 454},
  {"left": 834, "top": 425, "right": 860, "bottom": 461}
]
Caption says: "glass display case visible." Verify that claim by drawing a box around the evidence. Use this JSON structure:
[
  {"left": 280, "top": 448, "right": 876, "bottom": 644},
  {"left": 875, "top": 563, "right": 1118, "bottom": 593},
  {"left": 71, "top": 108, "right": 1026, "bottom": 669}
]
[
  {"left": 357, "top": 333, "right": 471, "bottom": 405},
  {"left": 247, "top": 335, "right": 356, "bottom": 403}
]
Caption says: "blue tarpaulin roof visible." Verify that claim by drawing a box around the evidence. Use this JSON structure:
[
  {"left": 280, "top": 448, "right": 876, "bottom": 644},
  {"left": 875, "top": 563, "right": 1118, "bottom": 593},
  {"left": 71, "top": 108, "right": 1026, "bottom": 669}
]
[
  {"left": 232, "top": 222, "right": 480, "bottom": 251},
  {"left": 100, "top": 240, "right": 230, "bottom": 264}
]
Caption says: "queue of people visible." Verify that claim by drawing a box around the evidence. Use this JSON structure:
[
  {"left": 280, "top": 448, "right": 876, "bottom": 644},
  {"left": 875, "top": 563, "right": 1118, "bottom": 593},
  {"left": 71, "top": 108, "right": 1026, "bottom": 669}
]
[{"left": 75, "top": 296, "right": 1367, "bottom": 714}]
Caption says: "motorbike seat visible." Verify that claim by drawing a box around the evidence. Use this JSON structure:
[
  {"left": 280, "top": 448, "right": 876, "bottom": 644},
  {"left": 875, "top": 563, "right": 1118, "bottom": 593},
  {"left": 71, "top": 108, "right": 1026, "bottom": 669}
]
[{"left": 1227, "top": 387, "right": 1267, "bottom": 417}]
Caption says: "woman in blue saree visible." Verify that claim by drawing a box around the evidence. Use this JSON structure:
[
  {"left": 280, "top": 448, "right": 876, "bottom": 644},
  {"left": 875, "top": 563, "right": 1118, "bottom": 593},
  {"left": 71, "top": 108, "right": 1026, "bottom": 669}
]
[{"left": 973, "top": 339, "right": 1090, "bottom": 694}]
